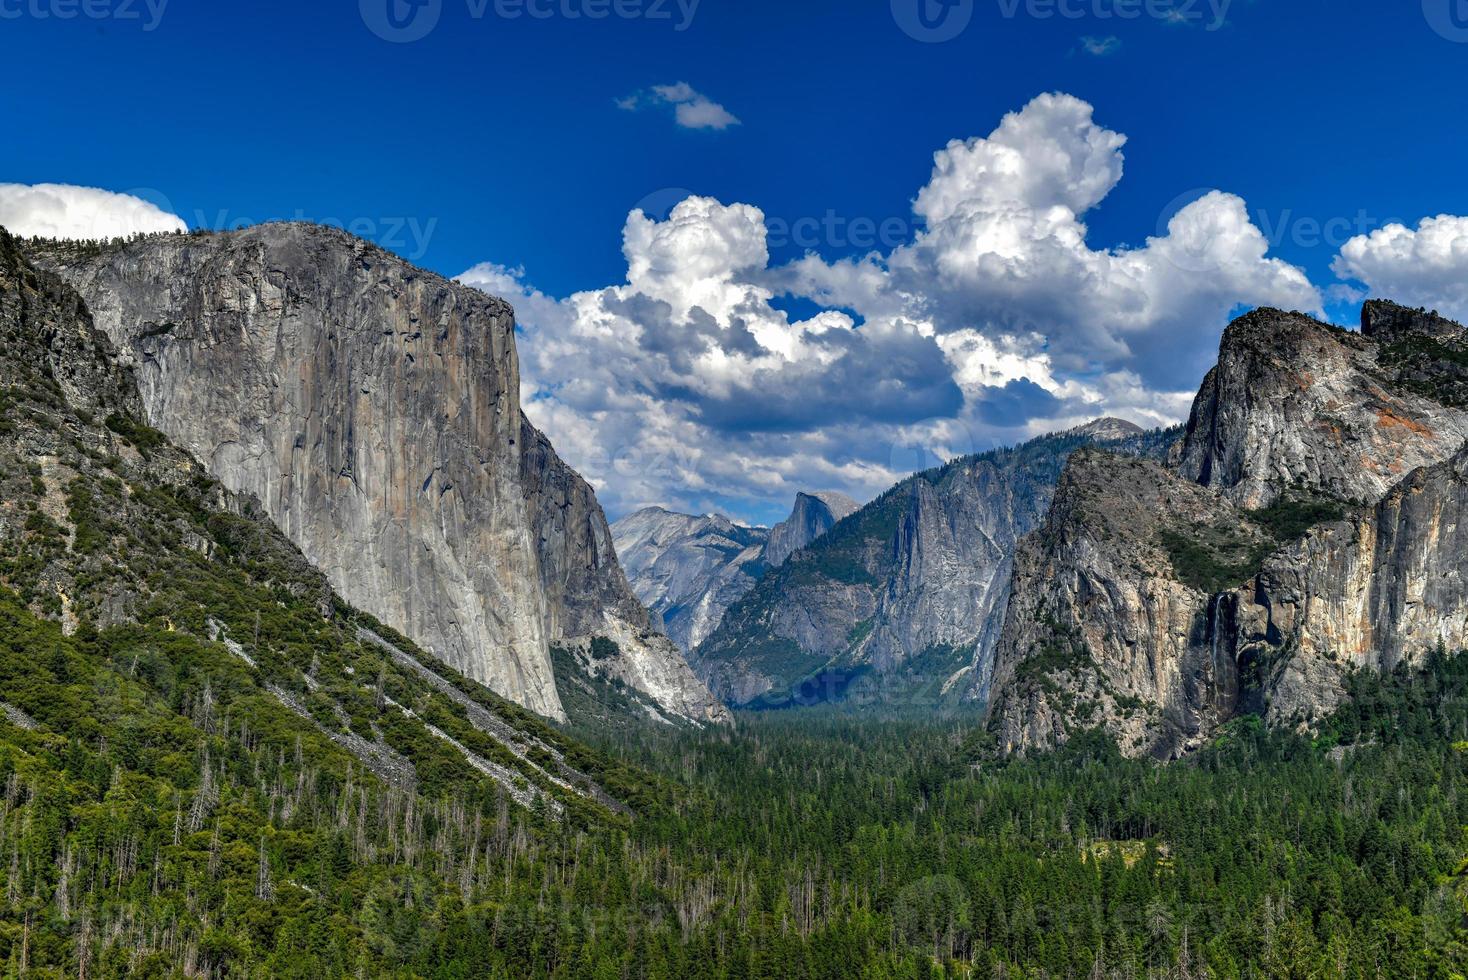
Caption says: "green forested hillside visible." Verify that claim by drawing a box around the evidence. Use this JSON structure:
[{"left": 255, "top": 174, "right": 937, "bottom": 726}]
[
  {"left": 3, "top": 590, "right": 1467, "bottom": 977},
  {"left": 0, "top": 227, "right": 666, "bottom": 975}
]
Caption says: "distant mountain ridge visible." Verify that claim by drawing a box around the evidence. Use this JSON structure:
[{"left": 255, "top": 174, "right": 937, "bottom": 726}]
[
  {"left": 691, "top": 418, "right": 1174, "bottom": 709},
  {"left": 763, "top": 491, "right": 859, "bottom": 568},
  {"left": 612, "top": 490, "right": 858, "bottom": 653}
]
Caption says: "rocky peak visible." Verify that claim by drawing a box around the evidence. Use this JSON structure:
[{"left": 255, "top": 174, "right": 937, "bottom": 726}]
[
  {"left": 1069, "top": 417, "right": 1145, "bottom": 442},
  {"left": 694, "top": 425, "right": 1179, "bottom": 710},
  {"left": 1360, "top": 299, "right": 1466, "bottom": 346},
  {"left": 611, "top": 505, "right": 771, "bottom": 654},
  {"left": 612, "top": 490, "right": 871, "bottom": 659},
  {"left": 763, "top": 491, "right": 859, "bottom": 568},
  {"left": 986, "top": 299, "right": 1468, "bottom": 759},
  {"left": 1176, "top": 306, "right": 1468, "bottom": 508}
]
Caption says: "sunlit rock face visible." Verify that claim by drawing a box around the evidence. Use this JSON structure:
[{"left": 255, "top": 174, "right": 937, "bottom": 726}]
[
  {"left": 989, "top": 304, "right": 1468, "bottom": 758},
  {"left": 31, "top": 224, "right": 726, "bottom": 725}
]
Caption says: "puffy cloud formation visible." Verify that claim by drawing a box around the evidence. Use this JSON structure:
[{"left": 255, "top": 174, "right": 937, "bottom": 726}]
[
  {"left": 0, "top": 183, "right": 186, "bottom": 240},
  {"left": 1333, "top": 215, "right": 1468, "bottom": 324},
  {"left": 617, "top": 82, "right": 741, "bottom": 130},
  {"left": 462, "top": 93, "right": 1321, "bottom": 524}
]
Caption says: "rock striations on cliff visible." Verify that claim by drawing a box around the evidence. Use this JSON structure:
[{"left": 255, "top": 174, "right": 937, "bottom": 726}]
[
  {"left": 0, "top": 227, "right": 637, "bottom": 813},
  {"left": 611, "top": 508, "right": 772, "bottom": 654},
  {"left": 611, "top": 490, "right": 858, "bottom": 655},
  {"left": 762, "top": 492, "right": 859, "bottom": 569},
  {"left": 692, "top": 420, "right": 1175, "bottom": 709},
  {"left": 25, "top": 225, "right": 726, "bottom": 726},
  {"left": 1175, "top": 305, "right": 1468, "bottom": 508},
  {"left": 988, "top": 303, "right": 1468, "bottom": 758}
]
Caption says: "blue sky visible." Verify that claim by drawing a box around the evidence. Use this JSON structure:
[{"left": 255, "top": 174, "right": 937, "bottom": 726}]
[{"left": 5, "top": 0, "right": 1468, "bottom": 523}]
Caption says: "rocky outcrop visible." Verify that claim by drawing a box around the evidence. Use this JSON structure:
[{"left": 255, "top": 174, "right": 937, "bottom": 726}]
[
  {"left": 694, "top": 420, "right": 1175, "bottom": 708},
  {"left": 520, "top": 422, "right": 730, "bottom": 725},
  {"left": 986, "top": 451, "right": 1266, "bottom": 758},
  {"left": 0, "top": 228, "right": 635, "bottom": 812},
  {"left": 763, "top": 492, "right": 858, "bottom": 568},
  {"left": 611, "top": 507, "right": 770, "bottom": 653},
  {"left": 26, "top": 225, "right": 724, "bottom": 725},
  {"left": 1176, "top": 308, "right": 1468, "bottom": 508},
  {"left": 988, "top": 303, "right": 1468, "bottom": 757},
  {"left": 1237, "top": 442, "right": 1468, "bottom": 728}
]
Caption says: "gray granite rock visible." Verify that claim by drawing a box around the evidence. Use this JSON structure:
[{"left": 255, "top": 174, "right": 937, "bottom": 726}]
[
  {"left": 988, "top": 304, "right": 1468, "bottom": 757},
  {"left": 763, "top": 492, "right": 858, "bottom": 569},
  {"left": 694, "top": 420, "right": 1173, "bottom": 708},
  {"left": 27, "top": 225, "right": 725, "bottom": 725},
  {"left": 611, "top": 507, "right": 770, "bottom": 653}
]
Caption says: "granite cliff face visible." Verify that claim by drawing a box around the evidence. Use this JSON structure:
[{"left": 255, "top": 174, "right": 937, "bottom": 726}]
[
  {"left": 27, "top": 225, "right": 725, "bottom": 725},
  {"left": 1238, "top": 441, "right": 1468, "bottom": 729},
  {"left": 988, "top": 304, "right": 1468, "bottom": 757},
  {"left": 763, "top": 492, "right": 858, "bottom": 568},
  {"left": 611, "top": 508, "right": 770, "bottom": 653},
  {"left": 1176, "top": 306, "right": 1468, "bottom": 507},
  {"left": 693, "top": 420, "right": 1174, "bottom": 708},
  {"left": 987, "top": 451, "right": 1267, "bottom": 758},
  {"left": 0, "top": 228, "right": 635, "bottom": 812}
]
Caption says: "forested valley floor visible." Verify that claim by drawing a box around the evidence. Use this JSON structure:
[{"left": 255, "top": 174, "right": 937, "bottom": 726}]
[{"left": 2, "top": 576, "right": 1466, "bottom": 977}]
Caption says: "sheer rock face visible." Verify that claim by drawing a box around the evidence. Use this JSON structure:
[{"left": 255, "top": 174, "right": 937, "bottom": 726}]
[
  {"left": 986, "top": 451, "right": 1262, "bottom": 759},
  {"left": 28, "top": 225, "right": 724, "bottom": 725},
  {"left": 1238, "top": 443, "right": 1468, "bottom": 729},
  {"left": 989, "top": 305, "right": 1468, "bottom": 757},
  {"left": 611, "top": 508, "right": 770, "bottom": 653},
  {"left": 1176, "top": 308, "right": 1468, "bottom": 508},
  {"left": 763, "top": 492, "right": 858, "bottom": 569},
  {"left": 693, "top": 421, "right": 1172, "bottom": 708}
]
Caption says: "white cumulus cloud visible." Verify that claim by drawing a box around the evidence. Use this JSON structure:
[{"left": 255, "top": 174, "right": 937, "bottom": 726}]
[
  {"left": 461, "top": 93, "right": 1321, "bottom": 524},
  {"left": 1333, "top": 215, "right": 1468, "bottom": 324},
  {"left": 0, "top": 183, "right": 186, "bottom": 240}
]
